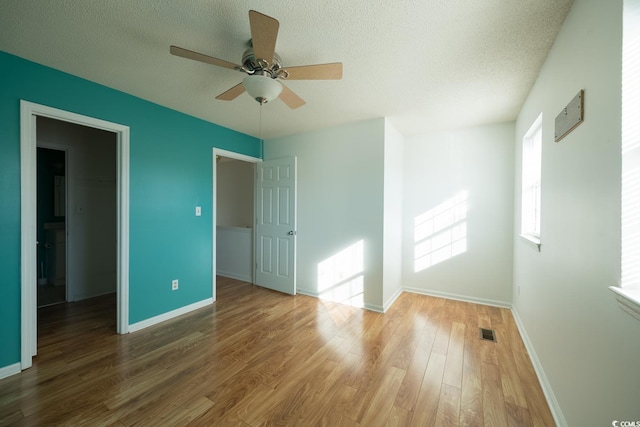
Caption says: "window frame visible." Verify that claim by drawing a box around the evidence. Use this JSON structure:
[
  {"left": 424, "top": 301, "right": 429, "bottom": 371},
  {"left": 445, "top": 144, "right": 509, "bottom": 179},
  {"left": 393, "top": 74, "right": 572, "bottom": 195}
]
[
  {"left": 520, "top": 114, "right": 543, "bottom": 249},
  {"left": 610, "top": 0, "right": 640, "bottom": 319}
]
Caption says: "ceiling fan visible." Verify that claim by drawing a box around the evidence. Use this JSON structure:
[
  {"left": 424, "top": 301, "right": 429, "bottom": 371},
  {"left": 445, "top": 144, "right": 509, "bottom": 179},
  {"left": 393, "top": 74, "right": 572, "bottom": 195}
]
[{"left": 170, "top": 10, "right": 342, "bottom": 109}]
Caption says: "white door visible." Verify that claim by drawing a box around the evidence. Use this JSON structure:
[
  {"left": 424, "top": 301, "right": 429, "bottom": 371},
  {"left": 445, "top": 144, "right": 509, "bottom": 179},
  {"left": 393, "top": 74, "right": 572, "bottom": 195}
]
[{"left": 255, "top": 157, "right": 296, "bottom": 294}]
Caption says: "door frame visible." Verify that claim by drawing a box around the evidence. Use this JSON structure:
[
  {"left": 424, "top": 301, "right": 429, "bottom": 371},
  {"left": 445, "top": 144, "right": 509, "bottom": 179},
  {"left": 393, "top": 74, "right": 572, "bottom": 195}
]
[
  {"left": 212, "top": 148, "right": 261, "bottom": 301},
  {"left": 20, "top": 100, "right": 130, "bottom": 370}
]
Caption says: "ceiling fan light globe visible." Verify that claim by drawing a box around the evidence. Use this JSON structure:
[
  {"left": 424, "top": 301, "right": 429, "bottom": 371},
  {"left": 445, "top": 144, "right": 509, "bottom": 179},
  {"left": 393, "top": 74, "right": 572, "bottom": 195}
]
[{"left": 242, "top": 75, "right": 283, "bottom": 104}]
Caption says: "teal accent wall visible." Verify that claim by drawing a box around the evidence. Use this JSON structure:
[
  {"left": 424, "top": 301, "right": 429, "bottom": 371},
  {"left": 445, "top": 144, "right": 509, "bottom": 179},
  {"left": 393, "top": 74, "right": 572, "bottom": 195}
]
[{"left": 0, "top": 51, "right": 261, "bottom": 369}]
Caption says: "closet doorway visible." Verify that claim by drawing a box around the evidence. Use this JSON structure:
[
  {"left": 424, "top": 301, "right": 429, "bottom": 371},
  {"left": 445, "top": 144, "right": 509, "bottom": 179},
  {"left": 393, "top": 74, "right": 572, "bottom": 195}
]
[{"left": 212, "top": 148, "right": 260, "bottom": 301}]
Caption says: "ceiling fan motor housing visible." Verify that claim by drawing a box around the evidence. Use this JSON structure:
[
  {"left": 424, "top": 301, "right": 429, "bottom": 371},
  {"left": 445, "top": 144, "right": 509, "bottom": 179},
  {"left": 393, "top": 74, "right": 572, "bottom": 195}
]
[{"left": 242, "top": 48, "right": 283, "bottom": 77}]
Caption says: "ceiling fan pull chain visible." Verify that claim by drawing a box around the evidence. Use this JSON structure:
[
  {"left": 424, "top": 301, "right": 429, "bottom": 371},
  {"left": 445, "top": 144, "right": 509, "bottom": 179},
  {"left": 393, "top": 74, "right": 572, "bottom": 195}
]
[{"left": 259, "top": 103, "right": 263, "bottom": 142}]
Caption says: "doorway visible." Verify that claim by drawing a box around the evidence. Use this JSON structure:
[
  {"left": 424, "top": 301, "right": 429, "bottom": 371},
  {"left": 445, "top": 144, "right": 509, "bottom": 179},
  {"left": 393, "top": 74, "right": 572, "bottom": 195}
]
[
  {"left": 212, "top": 148, "right": 260, "bottom": 301},
  {"left": 212, "top": 150, "right": 298, "bottom": 298},
  {"left": 20, "top": 101, "right": 130, "bottom": 370}
]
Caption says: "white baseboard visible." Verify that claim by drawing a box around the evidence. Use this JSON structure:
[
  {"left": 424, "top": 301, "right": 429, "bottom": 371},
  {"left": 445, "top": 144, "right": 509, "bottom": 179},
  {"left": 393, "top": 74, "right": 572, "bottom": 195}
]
[
  {"left": 296, "top": 288, "right": 385, "bottom": 312},
  {"left": 216, "top": 271, "right": 252, "bottom": 283},
  {"left": 69, "top": 290, "right": 116, "bottom": 303},
  {"left": 0, "top": 362, "right": 21, "bottom": 380},
  {"left": 403, "top": 287, "right": 511, "bottom": 308},
  {"left": 295, "top": 288, "right": 318, "bottom": 298},
  {"left": 511, "top": 308, "right": 567, "bottom": 427},
  {"left": 128, "top": 298, "right": 213, "bottom": 333},
  {"left": 363, "top": 303, "right": 384, "bottom": 313},
  {"left": 283, "top": 286, "right": 508, "bottom": 315},
  {"left": 299, "top": 287, "right": 500, "bottom": 314},
  {"left": 383, "top": 288, "right": 404, "bottom": 312}
]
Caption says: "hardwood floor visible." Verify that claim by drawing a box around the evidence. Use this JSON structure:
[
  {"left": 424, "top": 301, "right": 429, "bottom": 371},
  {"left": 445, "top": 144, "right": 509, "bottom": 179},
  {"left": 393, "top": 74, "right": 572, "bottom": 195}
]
[{"left": 0, "top": 277, "right": 555, "bottom": 426}]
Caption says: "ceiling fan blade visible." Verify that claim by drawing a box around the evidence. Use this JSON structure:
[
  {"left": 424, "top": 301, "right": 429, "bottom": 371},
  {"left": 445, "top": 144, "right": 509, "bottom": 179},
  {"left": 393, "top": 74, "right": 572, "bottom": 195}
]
[
  {"left": 170, "top": 45, "right": 241, "bottom": 71},
  {"left": 249, "top": 10, "right": 279, "bottom": 65},
  {"left": 279, "top": 83, "right": 306, "bottom": 109},
  {"left": 282, "top": 63, "right": 343, "bottom": 80},
  {"left": 215, "top": 83, "right": 246, "bottom": 101}
]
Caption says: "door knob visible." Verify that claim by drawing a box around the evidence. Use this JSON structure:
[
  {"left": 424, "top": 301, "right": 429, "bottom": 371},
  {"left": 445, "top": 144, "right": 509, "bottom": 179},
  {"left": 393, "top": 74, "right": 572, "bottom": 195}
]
[{"left": 287, "top": 230, "right": 296, "bottom": 235}]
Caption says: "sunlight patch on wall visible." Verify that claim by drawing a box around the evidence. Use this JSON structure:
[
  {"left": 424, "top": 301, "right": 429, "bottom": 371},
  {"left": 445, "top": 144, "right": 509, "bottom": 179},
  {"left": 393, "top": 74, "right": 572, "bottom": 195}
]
[
  {"left": 414, "top": 191, "right": 468, "bottom": 272},
  {"left": 317, "top": 240, "right": 364, "bottom": 308}
]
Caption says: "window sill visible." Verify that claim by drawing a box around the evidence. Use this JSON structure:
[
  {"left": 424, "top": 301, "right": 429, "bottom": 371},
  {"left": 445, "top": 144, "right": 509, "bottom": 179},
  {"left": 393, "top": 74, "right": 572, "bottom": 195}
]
[
  {"left": 520, "top": 234, "right": 541, "bottom": 252},
  {"left": 609, "top": 286, "right": 640, "bottom": 322}
]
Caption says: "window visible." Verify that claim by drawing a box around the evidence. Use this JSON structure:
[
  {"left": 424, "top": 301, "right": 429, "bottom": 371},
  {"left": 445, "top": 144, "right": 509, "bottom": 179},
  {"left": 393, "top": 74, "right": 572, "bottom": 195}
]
[
  {"left": 621, "top": 0, "right": 640, "bottom": 290},
  {"left": 611, "top": 0, "right": 640, "bottom": 320},
  {"left": 521, "top": 114, "right": 543, "bottom": 245}
]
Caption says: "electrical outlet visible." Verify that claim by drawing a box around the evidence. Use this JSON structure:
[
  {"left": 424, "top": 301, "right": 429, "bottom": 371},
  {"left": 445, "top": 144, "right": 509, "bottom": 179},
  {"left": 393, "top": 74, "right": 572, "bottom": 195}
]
[{"left": 172, "top": 279, "right": 179, "bottom": 291}]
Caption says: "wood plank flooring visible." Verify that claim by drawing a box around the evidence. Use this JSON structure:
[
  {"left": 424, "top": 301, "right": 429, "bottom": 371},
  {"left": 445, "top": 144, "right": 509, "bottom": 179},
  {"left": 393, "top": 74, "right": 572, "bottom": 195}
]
[{"left": 0, "top": 277, "right": 555, "bottom": 426}]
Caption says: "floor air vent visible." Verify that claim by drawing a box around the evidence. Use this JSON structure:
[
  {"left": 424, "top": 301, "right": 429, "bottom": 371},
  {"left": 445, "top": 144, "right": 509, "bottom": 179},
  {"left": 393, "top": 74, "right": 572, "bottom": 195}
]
[{"left": 479, "top": 327, "right": 497, "bottom": 342}]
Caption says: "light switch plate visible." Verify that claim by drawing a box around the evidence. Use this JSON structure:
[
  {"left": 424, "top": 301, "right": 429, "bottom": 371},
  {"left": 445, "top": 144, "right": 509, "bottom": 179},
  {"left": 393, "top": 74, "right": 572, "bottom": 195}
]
[{"left": 195, "top": 206, "right": 201, "bottom": 216}]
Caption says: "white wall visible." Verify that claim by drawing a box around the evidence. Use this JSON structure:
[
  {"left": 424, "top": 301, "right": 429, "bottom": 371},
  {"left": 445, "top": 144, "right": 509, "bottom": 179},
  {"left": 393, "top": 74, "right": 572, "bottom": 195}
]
[
  {"left": 264, "top": 119, "right": 386, "bottom": 310},
  {"left": 401, "top": 123, "right": 515, "bottom": 306},
  {"left": 216, "top": 159, "right": 254, "bottom": 227},
  {"left": 216, "top": 226, "right": 253, "bottom": 282},
  {"left": 382, "top": 119, "right": 404, "bottom": 308},
  {"left": 37, "top": 116, "right": 117, "bottom": 301},
  {"left": 513, "top": 0, "right": 640, "bottom": 424}
]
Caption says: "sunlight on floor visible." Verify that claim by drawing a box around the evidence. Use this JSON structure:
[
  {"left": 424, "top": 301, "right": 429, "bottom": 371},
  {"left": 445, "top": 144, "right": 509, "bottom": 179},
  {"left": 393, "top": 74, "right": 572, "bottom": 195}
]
[{"left": 414, "top": 191, "right": 468, "bottom": 272}]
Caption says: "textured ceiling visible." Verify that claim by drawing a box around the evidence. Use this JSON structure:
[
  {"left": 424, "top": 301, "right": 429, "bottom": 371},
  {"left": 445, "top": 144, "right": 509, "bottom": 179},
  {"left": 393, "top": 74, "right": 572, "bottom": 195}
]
[{"left": 0, "top": 0, "right": 573, "bottom": 139}]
